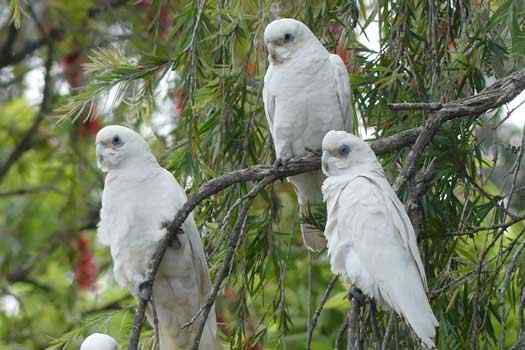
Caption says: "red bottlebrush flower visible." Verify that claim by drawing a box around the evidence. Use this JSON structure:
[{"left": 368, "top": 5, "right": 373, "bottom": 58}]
[
  {"left": 135, "top": 0, "right": 172, "bottom": 37},
  {"left": 159, "top": 4, "right": 172, "bottom": 33},
  {"left": 135, "top": 0, "right": 152, "bottom": 9},
  {"left": 60, "top": 51, "right": 85, "bottom": 89},
  {"left": 336, "top": 44, "right": 350, "bottom": 67},
  {"left": 79, "top": 117, "right": 102, "bottom": 138},
  {"left": 328, "top": 23, "right": 343, "bottom": 38},
  {"left": 74, "top": 233, "right": 98, "bottom": 291},
  {"left": 245, "top": 62, "right": 257, "bottom": 77},
  {"left": 170, "top": 87, "right": 187, "bottom": 117}
]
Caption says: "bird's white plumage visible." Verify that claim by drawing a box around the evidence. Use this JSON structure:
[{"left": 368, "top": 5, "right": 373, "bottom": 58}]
[
  {"left": 263, "top": 18, "right": 353, "bottom": 251},
  {"left": 321, "top": 130, "right": 438, "bottom": 349},
  {"left": 80, "top": 333, "right": 118, "bottom": 350},
  {"left": 96, "top": 125, "right": 217, "bottom": 350}
]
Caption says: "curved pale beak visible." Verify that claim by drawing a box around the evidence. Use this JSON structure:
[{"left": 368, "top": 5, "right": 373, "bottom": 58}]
[
  {"left": 96, "top": 143, "right": 105, "bottom": 169},
  {"left": 321, "top": 151, "right": 329, "bottom": 175}
]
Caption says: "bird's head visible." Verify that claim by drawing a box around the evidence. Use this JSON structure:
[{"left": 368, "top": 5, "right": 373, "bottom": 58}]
[
  {"left": 80, "top": 333, "right": 118, "bottom": 350},
  {"left": 263, "top": 18, "right": 316, "bottom": 64},
  {"left": 321, "top": 130, "right": 377, "bottom": 176},
  {"left": 95, "top": 125, "right": 156, "bottom": 172}
]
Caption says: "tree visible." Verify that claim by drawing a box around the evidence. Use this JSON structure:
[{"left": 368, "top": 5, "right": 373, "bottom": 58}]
[{"left": 1, "top": 1, "right": 524, "bottom": 349}]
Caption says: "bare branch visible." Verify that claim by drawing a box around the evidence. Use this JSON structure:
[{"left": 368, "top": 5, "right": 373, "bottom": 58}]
[
  {"left": 390, "top": 69, "right": 525, "bottom": 118},
  {"left": 188, "top": 176, "right": 275, "bottom": 350},
  {"left": 307, "top": 275, "right": 339, "bottom": 350},
  {"left": 389, "top": 102, "right": 444, "bottom": 111},
  {"left": 0, "top": 186, "right": 60, "bottom": 197},
  {"left": 393, "top": 68, "right": 525, "bottom": 192},
  {"left": 0, "top": 39, "right": 46, "bottom": 70},
  {"left": 0, "top": 42, "right": 54, "bottom": 183},
  {"left": 347, "top": 287, "right": 365, "bottom": 350},
  {"left": 381, "top": 312, "right": 395, "bottom": 350}
]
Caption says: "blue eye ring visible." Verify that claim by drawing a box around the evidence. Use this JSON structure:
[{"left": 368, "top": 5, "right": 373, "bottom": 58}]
[
  {"left": 284, "top": 33, "right": 294, "bottom": 42},
  {"left": 112, "top": 135, "right": 122, "bottom": 146},
  {"left": 338, "top": 144, "right": 350, "bottom": 156}
]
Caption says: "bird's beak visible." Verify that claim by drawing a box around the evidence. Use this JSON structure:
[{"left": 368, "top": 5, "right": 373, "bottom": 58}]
[
  {"left": 96, "top": 143, "right": 105, "bottom": 168},
  {"left": 321, "top": 151, "right": 329, "bottom": 175},
  {"left": 266, "top": 43, "right": 281, "bottom": 63}
]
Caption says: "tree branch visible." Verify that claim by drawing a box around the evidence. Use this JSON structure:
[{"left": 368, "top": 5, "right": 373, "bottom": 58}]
[
  {"left": 0, "top": 0, "right": 132, "bottom": 70},
  {"left": 390, "top": 69, "right": 525, "bottom": 118},
  {"left": 347, "top": 287, "right": 365, "bottom": 350},
  {"left": 0, "top": 38, "right": 46, "bottom": 70},
  {"left": 0, "top": 42, "right": 54, "bottom": 183},
  {"left": 188, "top": 177, "right": 271, "bottom": 350},
  {"left": 126, "top": 68, "right": 525, "bottom": 348},
  {"left": 307, "top": 275, "right": 339, "bottom": 350},
  {"left": 392, "top": 68, "right": 525, "bottom": 192}
]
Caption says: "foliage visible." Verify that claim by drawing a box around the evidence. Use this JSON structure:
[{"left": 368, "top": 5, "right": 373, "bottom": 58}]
[{"left": 0, "top": 0, "right": 525, "bottom": 349}]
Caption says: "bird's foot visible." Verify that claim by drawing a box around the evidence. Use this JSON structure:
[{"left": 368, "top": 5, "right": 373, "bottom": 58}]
[
  {"left": 348, "top": 286, "right": 365, "bottom": 303},
  {"left": 138, "top": 280, "right": 153, "bottom": 301},
  {"left": 273, "top": 157, "right": 291, "bottom": 170}
]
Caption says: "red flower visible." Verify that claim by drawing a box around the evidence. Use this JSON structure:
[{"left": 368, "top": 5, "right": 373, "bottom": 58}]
[
  {"left": 74, "top": 233, "right": 98, "bottom": 290},
  {"left": 169, "top": 87, "right": 187, "bottom": 117},
  {"left": 60, "top": 51, "right": 85, "bottom": 88},
  {"left": 79, "top": 117, "right": 102, "bottom": 138}
]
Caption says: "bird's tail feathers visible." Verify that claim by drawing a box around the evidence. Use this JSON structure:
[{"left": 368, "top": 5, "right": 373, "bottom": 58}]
[
  {"left": 384, "top": 278, "right": 438, "bottom": 349},
  {"left": 288, "top": 171, "right": 327, "bottom": 251},
  {"left": 199, "top": 306, "right": 219, "bottom": 350},
  {"left": 199, "top": 317, "right": 219, "bottom": 350},
  {"left": 300, "top": 222, "right": 327, "bottom": 252}
]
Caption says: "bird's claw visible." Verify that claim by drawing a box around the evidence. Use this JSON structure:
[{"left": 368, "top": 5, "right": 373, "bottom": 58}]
[
  {"left": 348, "top": 287, "right": 365, "bottom": 302},
  {"left": 138, "top": 280, "right": 153, "bottom": 301},
  {"left": 273, "top": 157, "right": 290, "bottom": 169}
]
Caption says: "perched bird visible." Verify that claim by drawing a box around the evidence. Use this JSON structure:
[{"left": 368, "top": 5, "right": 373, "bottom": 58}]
[
  {"left": 80, "top": 333, "right": 118, "bottom": 350},
  {"left": 96, "top": 125, "right": 218, "bottom": 350},
  {"left": 263, "top": 18, "right": 353, "bottom": 251},
  {"left": 321, "top": 130, "right": 438, "bottom": 348}
]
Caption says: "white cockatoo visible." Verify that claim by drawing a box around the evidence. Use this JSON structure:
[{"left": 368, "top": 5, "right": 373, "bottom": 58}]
[
  {"left": 263, "top": 18, "right": 353, "bottom": 251},
  {"left": 80, "top": 333, "right": 118, "bottom": 350},
  {"left": 321, "top": 130, "right": 438, "bottom": 348},
  {"left": 96, "top": 125, "right": 218, "bottom": 350}
]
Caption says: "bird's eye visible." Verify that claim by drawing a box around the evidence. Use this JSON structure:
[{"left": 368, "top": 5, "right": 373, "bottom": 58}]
[
  {"left": 338, "top": 144, "right": 350, "bottom": 156},
  {"left": 112, "top": 135, "right": 122, "bottom": 146},
  {"left": 284, "top": 33, "right": 294, "bottom": 42}
]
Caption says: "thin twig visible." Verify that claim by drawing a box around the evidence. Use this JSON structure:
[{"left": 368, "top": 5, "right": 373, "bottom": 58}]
[
  {"left": 439, "top": 214, "right": 525, "bottom": 238},
  {"left": 0, "top": 186, "right": 60, "bottom": 197},
  {"left": 498, "top": 125, "right": 525, "bottom": 349},
  {"left": 347, "top": 287, "right": 365, "bottom": 350},
  {"left": 306, "top": 275, "right": 339, "bottom": 350},
  {"left": 369, "top": 301, "right": 381, "bottom": 350},
  {"left": 0, "top": 42, "right": 54, "bottom": 183},
  {"left": 335, "top": 319, "right": 350, "bottom": 350},
  {"left": 150, "top": 296, "right": 160, "bottom": 350},
  {"left": 381, "top": 312, "right": 395, "bottom": 350},
  {"left": 188, "top": 176, "right": 275, "bottom": 350},
  {"left": 389, "top": 102, "right": 444, "bottom": 111}
]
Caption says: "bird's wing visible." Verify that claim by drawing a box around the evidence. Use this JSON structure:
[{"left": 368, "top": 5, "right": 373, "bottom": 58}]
[
  {"left": 152, "top": 169, "right": 217, "bottom": 348},
  {"left": 328, "top": 54, "right": 353, "bottom": 133},
  {"left": 336, "top": 175, "right": 428, "bottom": 294},
  {"left": 336, "top": 176, "right": 437, "bottom": 348},
  {"left": 382, "top": 179, "right": 428, "bottom": 288},
  {"left": 98, "top": 185, "right": 131, "bottom": 248},
  {"left": 262, "top": 64, "right": 275, "bottom": 132},
  {"left": 157, "top": 168, "right": 213, "bottom": 303}
]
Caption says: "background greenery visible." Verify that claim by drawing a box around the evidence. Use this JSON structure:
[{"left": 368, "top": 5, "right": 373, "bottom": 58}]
[{"left": 1, "top": 0, "right": 525, "bottom": 349}]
